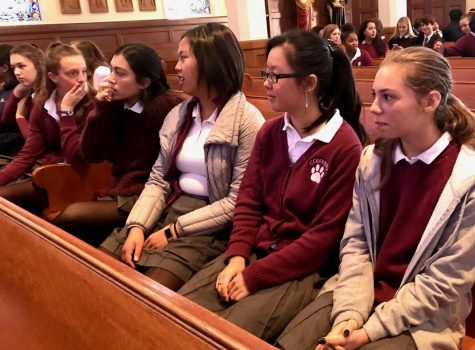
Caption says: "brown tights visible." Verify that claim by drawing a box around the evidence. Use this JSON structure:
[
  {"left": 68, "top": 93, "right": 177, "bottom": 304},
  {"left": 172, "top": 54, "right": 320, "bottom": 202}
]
[
  {"left": 145, "top": 267, "right": 185, "bottom": 291},
  {"left": 53, "top": 200, "right": 128, "bottom": 247},
  {"left": 0, "top": 180, "right": 48, "bottom": 215}
]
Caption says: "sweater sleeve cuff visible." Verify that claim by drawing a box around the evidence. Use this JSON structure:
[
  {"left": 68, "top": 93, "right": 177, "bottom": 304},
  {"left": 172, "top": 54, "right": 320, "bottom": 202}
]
[
  {"left": 241, "top": 263, "right": 265, "bottom": 294},
  {"left": 362, "top": 314, "right": 388, "bottom": 342},
  {"left": 226, "top": 242, "right": 253, "bottom": 261},
  {"left": 332, "top": 311, "right": 365, "bottom": 330},
  {"left": 59, "top": 115, "right": 77, "bottom": 128}
]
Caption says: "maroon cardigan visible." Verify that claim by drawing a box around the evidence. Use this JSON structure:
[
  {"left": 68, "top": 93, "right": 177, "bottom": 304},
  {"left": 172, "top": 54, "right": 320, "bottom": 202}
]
[{"left": 226, "top": 116, "right": 363, "bottom": 294}]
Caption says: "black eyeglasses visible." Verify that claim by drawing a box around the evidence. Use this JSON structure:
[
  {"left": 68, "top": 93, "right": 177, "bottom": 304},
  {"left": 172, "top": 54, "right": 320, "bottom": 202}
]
[{"left": 261, "top": 70, "right": 301, "bottom": 84}]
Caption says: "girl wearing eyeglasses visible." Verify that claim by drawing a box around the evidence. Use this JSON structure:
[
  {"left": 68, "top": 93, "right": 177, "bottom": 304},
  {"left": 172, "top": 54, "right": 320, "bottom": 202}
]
[{"left": 178, "top": 30, "right": 367, "bottom": 341}]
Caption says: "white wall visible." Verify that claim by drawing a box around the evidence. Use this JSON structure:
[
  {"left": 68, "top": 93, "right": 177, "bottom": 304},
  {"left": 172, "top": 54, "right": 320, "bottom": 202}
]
[
  {"left": 224, "top": 0, "right": 267, "bottom": 40},
  {"left": 378, "top": 0, "right": 407, "bottom": 27},
  {"left": 467, "top": 0, "right": 475, "bottom": 12},
  {"left": 10, "top": 0, "right": 227, "bottom": 25}
]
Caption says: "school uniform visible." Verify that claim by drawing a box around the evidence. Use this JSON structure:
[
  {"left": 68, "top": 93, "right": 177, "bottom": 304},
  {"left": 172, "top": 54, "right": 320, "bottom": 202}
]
[
  {"left": 0, "top": 90, "right": 84, "bottom": 185},
  {"left": 444, "top": 32, "right": 475, "bottom": 57},
  {"left": 178, "top": 110, "right": 362, "bottom": 341},
  {"left": 81, "top": 91, "right": 182, "bottom": 200},
  {"left": 277, "top": 134, "right": 475, "bottom": 350},
  {"left": 413, "top": 31, "right": 443, "bottom": 49},
  {"left": 350, "top": 47, "right": 373, "bottom": 67},
  {"left": 359, "top": 41, "right": 388, "bottom": 58},
  {"left": 387, "top": 35, "right": 416, "bottom": 48},
  {"left": 101, "top": 92, "right": 264, "bottom": 282}
]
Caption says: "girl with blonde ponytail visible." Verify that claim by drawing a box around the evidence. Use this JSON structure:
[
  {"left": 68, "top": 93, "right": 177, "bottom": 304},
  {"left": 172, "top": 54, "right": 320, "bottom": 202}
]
[{"left": 276, "top": 46, "right": 475, "bottom": 350}]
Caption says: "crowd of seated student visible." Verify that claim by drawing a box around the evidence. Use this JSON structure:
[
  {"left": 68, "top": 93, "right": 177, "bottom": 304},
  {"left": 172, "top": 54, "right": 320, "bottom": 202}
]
[
  {"left": 0, "top": 20, "right": 474, "bottom": 350},
  {"left": 0, "top": 43, "right": 91, "bottom": 215},
  {"left": 387, "top": 16, "right": 417, "bottom": 49}
]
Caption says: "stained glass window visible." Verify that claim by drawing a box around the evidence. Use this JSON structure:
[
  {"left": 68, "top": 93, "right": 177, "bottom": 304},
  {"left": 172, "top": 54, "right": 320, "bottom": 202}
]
[
  {"left": 0, "top": 0, "right": 42, "bottom": 23},
  {"left": 165, "top": 0, "right": 211, "bottom": 19}
]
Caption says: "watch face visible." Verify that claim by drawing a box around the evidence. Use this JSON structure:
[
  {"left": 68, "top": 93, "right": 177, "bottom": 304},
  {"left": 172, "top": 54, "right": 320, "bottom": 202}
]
[{"left": 60, "top": 109, "right": 74, "bottom": 116}]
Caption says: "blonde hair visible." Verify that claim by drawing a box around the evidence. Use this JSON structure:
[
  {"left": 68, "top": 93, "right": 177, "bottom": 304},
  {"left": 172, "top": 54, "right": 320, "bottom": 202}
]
[
  {"left": 375, "top": 47, "right": 475, "bottom": 186},
  {"left": 389, "top": 16, "right": 416, "bottom": 40}
]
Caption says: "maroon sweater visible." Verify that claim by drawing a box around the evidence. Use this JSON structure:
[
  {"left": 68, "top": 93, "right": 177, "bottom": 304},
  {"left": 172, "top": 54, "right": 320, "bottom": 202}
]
[
  {"left": 227, "top": 116, "right": 362, "bottom": 294},
  {"left": 374, "top": 142, "right": 460, "bottom": 305},
  {"left": 1, "top": 94, "right": 31, "bottom": 139},
  {"left": 0, "top": 100, "right": 84, "bottom": 185},
  {"left": 80, "top": 91, "right": 183, "bottom": 197},
  {"left": 444, "top": 33, "right": 475, "bottom": 57}
]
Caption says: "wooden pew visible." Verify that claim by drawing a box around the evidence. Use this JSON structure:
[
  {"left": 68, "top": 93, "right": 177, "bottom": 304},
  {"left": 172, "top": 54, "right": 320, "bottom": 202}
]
[
  {"left": 32, "top": 162, "right": 114, "bottom": 221},
  {"left": 0, "top": 198, "right": 276, "bottom": 350}
]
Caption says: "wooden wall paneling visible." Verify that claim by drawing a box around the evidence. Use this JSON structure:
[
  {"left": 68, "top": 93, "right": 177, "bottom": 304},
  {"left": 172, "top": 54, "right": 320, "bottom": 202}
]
[
  {"left": 407, "top": 0, "right": 466, "bottom": 24},
  {"left": 138, "top": 0, "right": 157, "bottom": 11},
  {"left": 88, "top": 0, "right": 109, "bottom": 13},
  {"left": 349, "top": 0, "right": 378, "bottom": 31},
  {"left": 114, "top": 0, "right": 134, "bottom": 12},
  {"left": 0, "top": 17, "right": 227, "bottom": 63},
  {"left": 59, "top": 0, "right": 82, "bottom": 14},
  {"left": 0, "top": 198, "right": 276, "bottom": 350}
]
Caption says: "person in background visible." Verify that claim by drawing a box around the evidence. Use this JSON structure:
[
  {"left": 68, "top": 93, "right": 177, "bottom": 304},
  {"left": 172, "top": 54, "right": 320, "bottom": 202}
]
[
  {"left": 341, "top": 23, "right": 372, "bottom": 66},
  {"left": 277, "top": 46, "right": 475, "bottom": 350},
  {"left": 0, "top": 44, "right": 20, "bottom": 155},
  {"left": 358, "top": 19, "right": 388, "bottom": 58},
  {"left": 388, "top": 16, "right": 417, "bottom": 49},
  {"left": 437, "top": 13, "right": 475, "bottom": 57},
  {"left": 70, "top": 40, "right": 110, "bottom": 91},
  {"left": 1, "top": 44, "right": 45, "bottom": 140},
  {"left": 178, "top": 29, "right": 366, "bottom": 343},
  {"left": 322, "top": 24, "right": 341, "bottom": 45},
  {"left": 310, "top": 25, "right": 324, "bottom": 37},
  {"left": 0, "top": 43, "right": 91, "bottom": 214},
  {"left": 460, "top": 13, "right": 472, "bottom": 34},
  {"left": 52, "top": 42, "right": 182, "bottom": 247},
  {"left": 99, "top": 23, "right": 264, "bottom": 290},
  {"left": 413, "top": 15, "right": 443, "bottom": 49},
  {"left": 442, "top": 8, "right": 464, "bottom": 41}
]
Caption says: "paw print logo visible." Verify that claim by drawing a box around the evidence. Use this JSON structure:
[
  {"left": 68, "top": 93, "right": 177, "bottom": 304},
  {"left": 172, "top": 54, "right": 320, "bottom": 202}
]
[{"left": 311, "top": 164, "right": 325, "bottom": 184}]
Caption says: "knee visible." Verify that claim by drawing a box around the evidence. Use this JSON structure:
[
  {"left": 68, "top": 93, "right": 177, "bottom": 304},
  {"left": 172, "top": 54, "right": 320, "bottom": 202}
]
[{"left": 53, "top": 202, "right": 90, "bottom": 227}]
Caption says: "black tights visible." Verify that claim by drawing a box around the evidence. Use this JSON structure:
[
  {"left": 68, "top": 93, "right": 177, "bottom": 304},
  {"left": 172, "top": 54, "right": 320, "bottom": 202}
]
[
  {"left": 53, "top": 200, "right": 128, "bottom": 247},
  {"left": 0, "top": 180, "right": 48, "bottom": 215}
]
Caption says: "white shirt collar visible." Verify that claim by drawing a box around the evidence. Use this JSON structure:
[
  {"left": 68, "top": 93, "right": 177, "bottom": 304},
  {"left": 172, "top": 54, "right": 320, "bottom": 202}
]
[
  {"left": 470, "top": 31, "right": 475, "bottom": 37},
  {"left": 44, "top": 89, "right": 59, "bottom": 122},
  {"left": 282, "top": 109, "right": 343, "bottom": 144},
  {"left": 424, "top": 32, "right": 435, "bottom": 41},
  {"left": 393, "top": 132, "right": 452, "bottom": 165},
  {"left": 351, "top": 47, "right": 362, "bottom": 63},
  {"left": 192, "top": 103, "right": 217, "bottom": 125},
  {"left": 124, "top": 100, "right": 144, "bottom": 114}
]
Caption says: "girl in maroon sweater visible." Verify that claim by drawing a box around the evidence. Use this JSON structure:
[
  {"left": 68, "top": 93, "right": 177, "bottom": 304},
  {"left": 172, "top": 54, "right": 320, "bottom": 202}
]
[
  {"left": 178, "top": 30, "right": 366, "bottom": 341},
  {"left": 0, "top": 43, "right": 90, "bottom": 214},
  {"left": 1, "top": 44, "right": 45, "bottom": 140},
  {"left": 52, "top": 43, "right": 182, "bottom": 247}
]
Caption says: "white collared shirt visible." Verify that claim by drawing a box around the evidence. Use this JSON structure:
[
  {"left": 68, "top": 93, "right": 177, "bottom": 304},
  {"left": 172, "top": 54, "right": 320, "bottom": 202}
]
[
  {"left": 350, "top": 47, "right": 362, "bottom": 64},
  {"left": 176, "top": 103, "right": 218, "bottom": 196},
  {"left": 283, "top": 109, "right": 343, "bottom": 164},
  {"left": 44, "top": 89, "right": 59, "bottom": 123},
  {"left": 123, "top": 100, "right": 144, "bottom": 114},
  {"left": 423, "top": 32, "right": 435, "bottom": 45},
  {"left": 393, "top": 132, "right": 452, "bottom": 165}
]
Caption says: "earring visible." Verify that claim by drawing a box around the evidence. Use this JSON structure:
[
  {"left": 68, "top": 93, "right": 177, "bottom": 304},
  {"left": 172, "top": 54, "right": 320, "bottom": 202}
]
[{"left": 305, "top": 91, "right": 309, "bottom": 109}]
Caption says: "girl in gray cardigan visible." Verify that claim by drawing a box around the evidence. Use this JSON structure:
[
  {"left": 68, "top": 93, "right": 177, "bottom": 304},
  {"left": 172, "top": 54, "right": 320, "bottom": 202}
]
[
  {"left": 100, "top": 23, "right": 264, "bottom": 290},
  {"left": 277, "top": 47, "right": 475, "bottom": 350}
]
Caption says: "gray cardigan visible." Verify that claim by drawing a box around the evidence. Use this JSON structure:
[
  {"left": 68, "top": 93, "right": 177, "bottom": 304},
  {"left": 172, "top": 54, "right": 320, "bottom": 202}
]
[
  {"left": 321, "top": 143, "right": 475, "bottom": 349},
  {"left": 126, "top": 92, "right": 264, "bottom": 236}
]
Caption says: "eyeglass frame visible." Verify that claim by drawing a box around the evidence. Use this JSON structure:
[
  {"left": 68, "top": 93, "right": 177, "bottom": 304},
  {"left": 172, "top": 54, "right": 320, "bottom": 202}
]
[{"left": 260, "top": 70, "right": 302, "bottom": 84}]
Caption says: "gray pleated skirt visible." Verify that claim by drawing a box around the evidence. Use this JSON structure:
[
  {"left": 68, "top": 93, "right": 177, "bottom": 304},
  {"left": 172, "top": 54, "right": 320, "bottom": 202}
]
[{"left": 100, "top": 194, "right": 229, "bottom": 282}]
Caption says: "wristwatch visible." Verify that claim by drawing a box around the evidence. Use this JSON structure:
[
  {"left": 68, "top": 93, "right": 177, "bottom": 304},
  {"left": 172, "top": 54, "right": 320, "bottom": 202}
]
[
  {"left": 163, "top": 225, "right": 175, "bottom": 242},
  {"left": 57, "top": 109, "right": 74, "bottom": 116}
]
